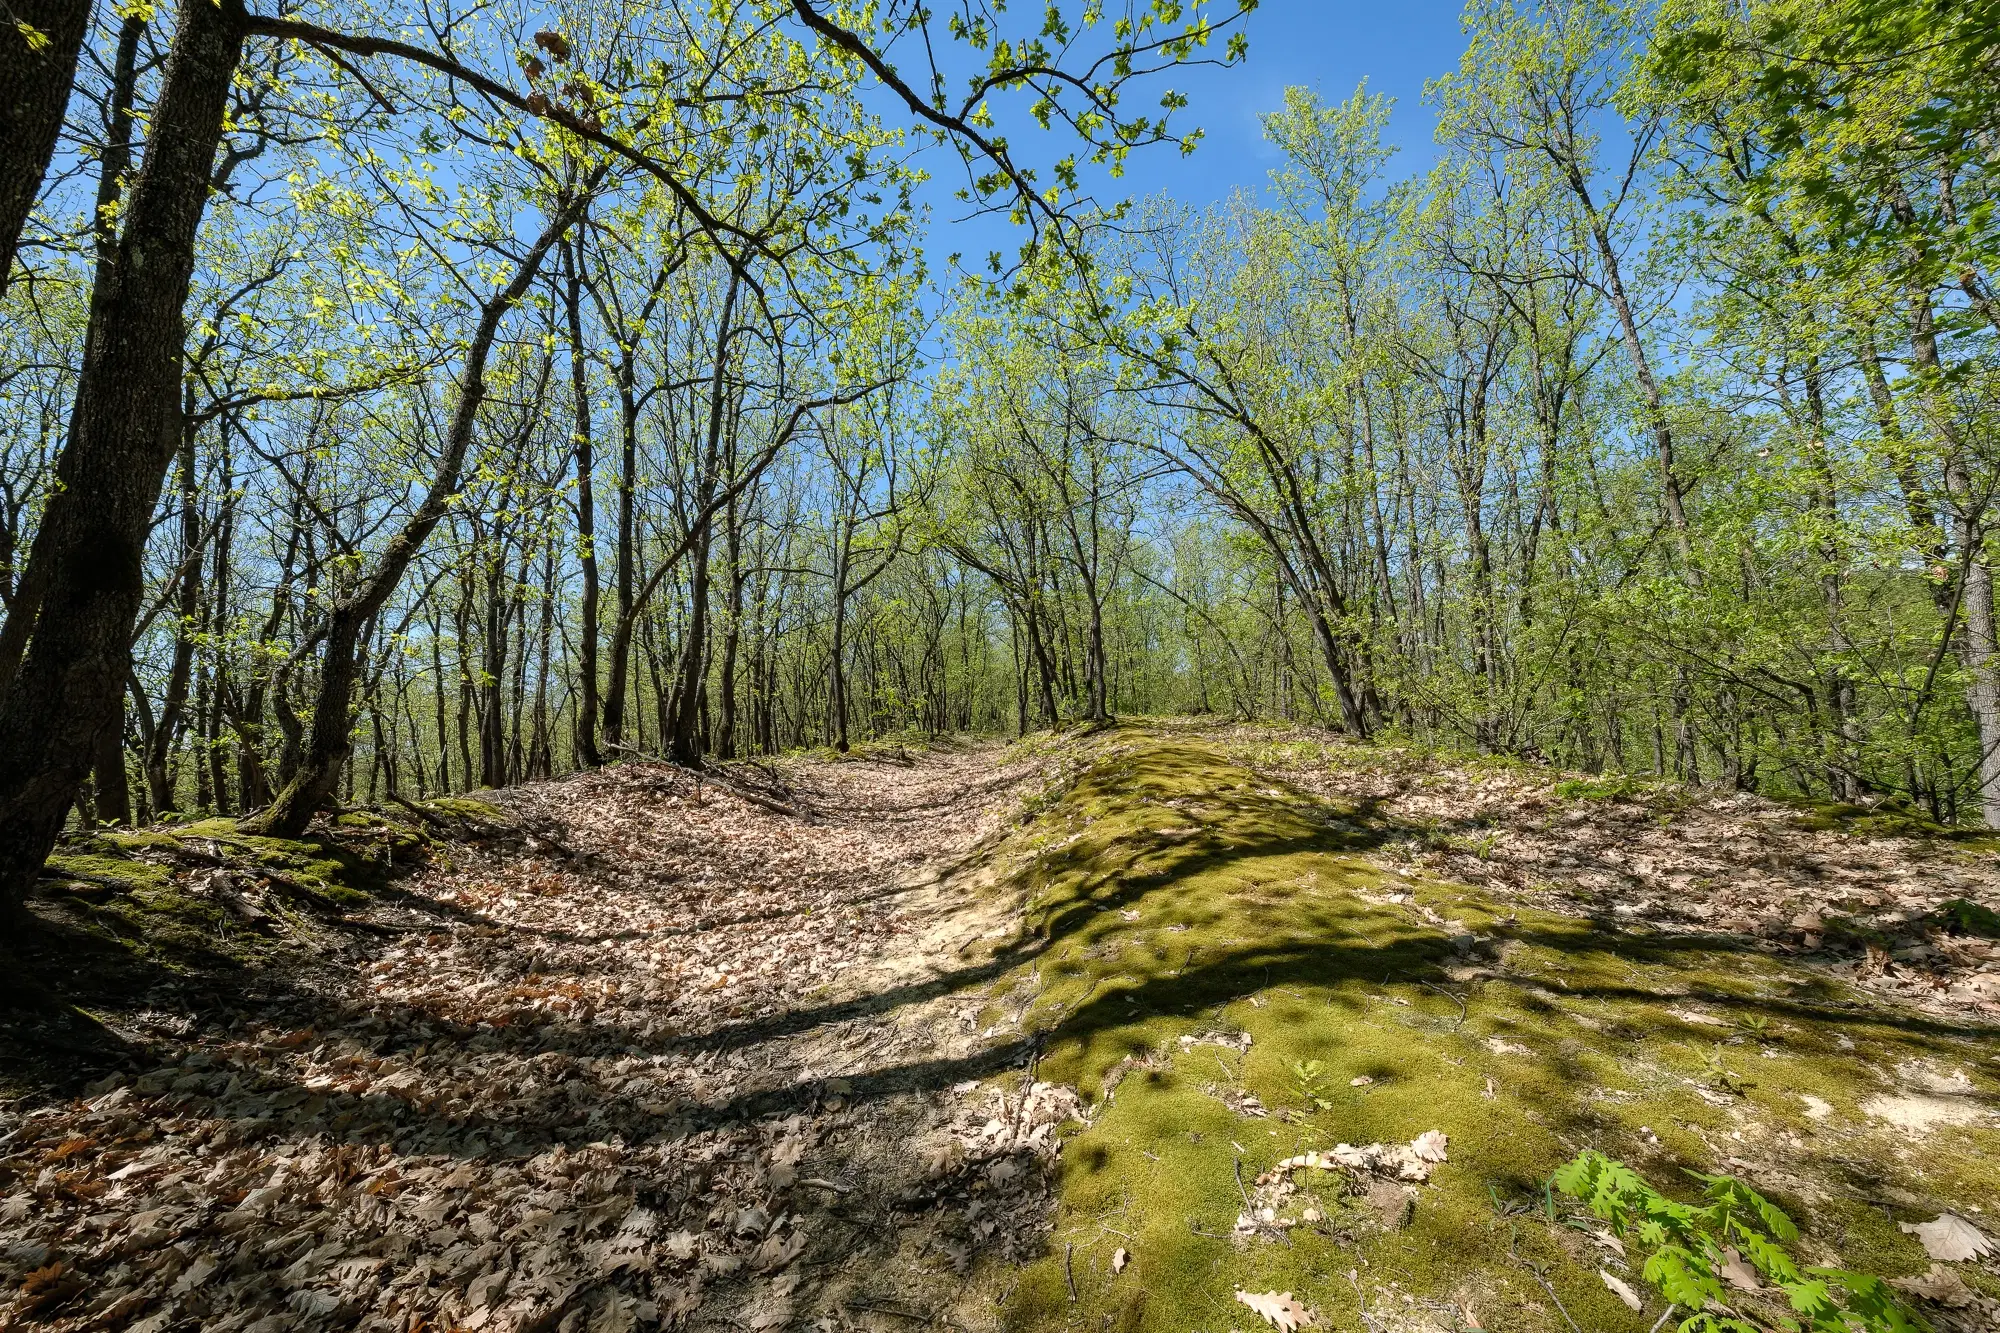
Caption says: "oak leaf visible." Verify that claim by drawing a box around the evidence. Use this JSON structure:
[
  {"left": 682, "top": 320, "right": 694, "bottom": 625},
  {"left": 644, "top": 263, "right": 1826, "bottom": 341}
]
[
  {"left": 1719, "top": 1247, "right": 1761, "bottom": 1292},
  {"left": 1893, "top": 1263, "right": 1978, "bottom": 1309},
  {"left": 1234, "top": 1288, "right": 1313, "bottom": 1330},
  {"left": 1409, "top": 1129, "right": 1449, "bottom": 1163},
  {"left": 1900, "top": 1213, "right": 1995, "bottom": 1262}
]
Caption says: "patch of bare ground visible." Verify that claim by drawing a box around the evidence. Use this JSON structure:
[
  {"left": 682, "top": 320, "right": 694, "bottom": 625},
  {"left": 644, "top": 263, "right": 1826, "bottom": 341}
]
[
  {"left": 0, "top": 739, "right": 1068, "bottom": 1333},
  {"left": 1229, "top": 725, "right": 2000, "bottom": 1022}
]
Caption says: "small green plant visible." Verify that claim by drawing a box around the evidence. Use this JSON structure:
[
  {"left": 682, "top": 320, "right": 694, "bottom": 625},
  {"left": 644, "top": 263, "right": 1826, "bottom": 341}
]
[
  {"left": 1736, "top": 1014, "right": 1773, "bottom": 1039},
  {"left": 1446, "top": 829, "right": 1501, "bottom": 859},
  {"left": 1553, "top": 1151, "right": 1928, "bottom": 1333},
  {"left": 1698, "top": 1043, "right": 1749, "bottom": 1094},
  {"left": 1938, "top": 897, "right": 2000, "bottom": 938},
  {"left": 1289, "top": 1058, "right": 1336, "bottom": 1111},
  {"left": 1554, "top": 773, "right": 1651, "bottom": 802}
]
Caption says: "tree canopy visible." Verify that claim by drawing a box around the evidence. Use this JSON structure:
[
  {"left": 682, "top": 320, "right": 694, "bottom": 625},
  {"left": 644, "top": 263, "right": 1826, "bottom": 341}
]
[{"left": 4, "top": 0, "right": 2000, "bottom": 891}]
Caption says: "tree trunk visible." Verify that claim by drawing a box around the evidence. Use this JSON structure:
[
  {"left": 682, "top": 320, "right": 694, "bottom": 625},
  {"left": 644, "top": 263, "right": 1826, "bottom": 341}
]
[
  {"left": 716, "top": 498, "right": 744, "bottom": 758},
  {"left": 1907, "top": 291, "right": 2000, "bottom": 827},
  {"left": 93, "top": 712, "right": 131, "bottom": 827},
  {"left": 251, "top": 185, "right": 594, "bottom": 836},
  {"left": 0, "top": 0, "right": 92, "bottom": 301},
  {"left": 0, "top": 8, "right": 146, "bottom": 693},
  {"left": 1566, "top": 165, "right": 1695, "bottom": 567},
  {"left": 829, "top": 579, "right": 850, "bottom": 751},
  {"left": 0, "top": 0, "right": 247, "bottom": 909},
  {"left": 663, "top": 269, "right": 741, "bottom": 766},
  {"left": 146, "top": 419, "right": 204, "bottom": 814},
  {"left": 564, "top": 232, "right": 604, "bottom": 767},
  {"left": 601, "top": 384, "right": 641, "bottom": 755}
]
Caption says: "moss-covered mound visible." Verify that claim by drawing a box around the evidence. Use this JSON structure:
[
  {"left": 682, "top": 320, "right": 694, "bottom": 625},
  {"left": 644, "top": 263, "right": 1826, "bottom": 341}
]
[
  {"left": 37, "top": 805, "right": 452, "bottom": 956},
  {"left": 7, "top": 797, "right": 511, "bottom": 1097},
  {"left": 967, "top": 729, "right": 2000, "bottom": 1332}
]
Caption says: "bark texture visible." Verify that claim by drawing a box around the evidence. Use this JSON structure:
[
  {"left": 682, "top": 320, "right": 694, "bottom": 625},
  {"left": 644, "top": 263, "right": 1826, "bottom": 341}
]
[
  {"left": 0, "top": 0, "right": 247, "bottom": 909},
  {"left": 0, "top": 0, "right": 92, "bottom": 299}
]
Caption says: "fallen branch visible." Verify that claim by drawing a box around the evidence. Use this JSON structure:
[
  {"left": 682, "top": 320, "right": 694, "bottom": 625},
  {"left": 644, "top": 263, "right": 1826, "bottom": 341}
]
[{"left": 670, "top": 762, "right": 817, "bottom": 821}]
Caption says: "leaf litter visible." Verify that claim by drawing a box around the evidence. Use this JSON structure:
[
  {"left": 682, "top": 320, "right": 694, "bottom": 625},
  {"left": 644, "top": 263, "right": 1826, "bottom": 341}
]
[
  {"left": 0, "top": 743, "right": 1072, "bottom": 1332},
  {"left": 1244, "top": 729, "right": 2000, "bottom": 1025}
]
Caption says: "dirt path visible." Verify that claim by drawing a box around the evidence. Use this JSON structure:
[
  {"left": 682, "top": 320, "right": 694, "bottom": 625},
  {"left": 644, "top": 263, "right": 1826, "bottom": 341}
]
[
  {"left": 14, "top": 724, "right": 1996, "bottom": 1333},
  {"left": 1, "top": 744, "right": 1060, "bottom": 1333}
]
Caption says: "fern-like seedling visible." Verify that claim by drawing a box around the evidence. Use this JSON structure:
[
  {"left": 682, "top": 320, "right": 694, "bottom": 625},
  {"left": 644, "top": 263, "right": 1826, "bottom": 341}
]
[
  {"left": 1551, "top": 1150, "right": 1928, "bottom": 1333},
  {"left": 1289, "top": 1058, "right": 1336, "bottom": 1111}
]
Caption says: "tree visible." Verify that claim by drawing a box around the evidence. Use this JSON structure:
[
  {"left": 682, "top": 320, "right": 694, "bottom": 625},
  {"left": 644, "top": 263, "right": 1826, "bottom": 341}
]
[{"left": 0, "top": 0, "right": 1256, "bottom": 906}]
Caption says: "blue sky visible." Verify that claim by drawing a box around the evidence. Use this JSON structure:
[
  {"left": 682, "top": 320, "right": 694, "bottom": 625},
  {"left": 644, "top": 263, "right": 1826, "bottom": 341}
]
[{"left": 912, "top": 0, "right": 1472, "bottom": 271}]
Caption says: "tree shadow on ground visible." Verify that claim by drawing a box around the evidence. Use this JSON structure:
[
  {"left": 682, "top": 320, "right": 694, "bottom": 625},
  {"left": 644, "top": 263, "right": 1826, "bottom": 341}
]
[{"left": 45, "top": 729, "right": 1987, "bottom": 1172}]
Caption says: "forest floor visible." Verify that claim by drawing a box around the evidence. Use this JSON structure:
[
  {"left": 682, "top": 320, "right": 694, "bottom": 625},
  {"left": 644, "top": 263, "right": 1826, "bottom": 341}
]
[{"left": 4, "top": 722, "right": 2000, "bottom": 1333}]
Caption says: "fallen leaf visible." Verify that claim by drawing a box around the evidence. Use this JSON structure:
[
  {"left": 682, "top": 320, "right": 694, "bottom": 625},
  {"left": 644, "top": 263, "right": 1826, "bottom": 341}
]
[
  {"left": 1235, "top": 1289, "right": 1313, "bottom": 1330},
  {"left": 1893, "top": 1263, "right": 1978, "bottom": 1309},
  {"left": 1900, "top": 1213, "right": 1996, "bottom": 1262},
  {"left": 749, "top": 1228, "right": 807, "bottom": 1272},
  {"left": 1719, "top": 1247, "right": 1761, "bottom": 1292},
  {"left": 1599, "top": 1270, "right": 1643, "bottom": 1311},
  {"left": 1410, "top": 1130, "right": 1449, "bottom": 1163},
  {"left": 1111, "top": 1247, "right": 1129, "bottom": 1274}
]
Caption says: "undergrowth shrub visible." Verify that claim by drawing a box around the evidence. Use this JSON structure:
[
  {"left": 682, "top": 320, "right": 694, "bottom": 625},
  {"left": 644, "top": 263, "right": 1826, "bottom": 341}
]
[{"left": 1552, "top": 1151, "right": 1928, "bottom": 1333}]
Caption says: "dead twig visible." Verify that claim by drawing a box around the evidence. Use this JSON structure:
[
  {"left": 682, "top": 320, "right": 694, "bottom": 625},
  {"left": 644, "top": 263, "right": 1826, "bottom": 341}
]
[
  {"left": 1347, "top": 1270, "right": 1388, "bottom": 1333},
  {"left": 843, "top": 1301, "right": 927, "bottom": 1322},
  {"left": 1065, "top": 1241, "right": 1078, "bottom": 1302},
  {"left": 1419, "top": 979, "right": 1469, "bottom": 1029},
  {"left": 1508, "top": 1229, "right": 1585, "bottom": 1333}
]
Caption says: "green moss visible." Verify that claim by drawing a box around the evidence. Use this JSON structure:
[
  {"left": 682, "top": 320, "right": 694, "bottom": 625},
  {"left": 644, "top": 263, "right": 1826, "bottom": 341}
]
[
  {"left": 418, "top": 796, "right": 508, "bottom": 824},
  {"left": 43, "top": 847, "right": 171, "bottom": 893},
  {"left": 958, "top": 729, "right": 2000, "bottom": 1333},
  {"left": 1553, "top": 772, "right": 1672, "bottom": 804},
  {"left": 99, "top": 828, "right": 188, "bottom": 855},
  {"left": 1939, "top": 897, "right": 2000, "bottom": 938},
  {"left": 1782, "top": 794, "right": 1991, "bottom": 841}
]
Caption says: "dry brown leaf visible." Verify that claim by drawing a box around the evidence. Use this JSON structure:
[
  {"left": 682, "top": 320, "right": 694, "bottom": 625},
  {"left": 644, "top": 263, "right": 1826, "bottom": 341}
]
[
  {"left": 1719, "top": 1247, "right": 1762, "bottom": 1292},
  {"left": 1600, "top": 1269, "right": 1643, "bottom": 1311},
  {"left": 1410, "top": 1129, "right": 1449, "bottom": 1163},
  {"left": 1900, "top": 1213, "right": 1996, "bottom": 1262},
  {"left": 1892, "top": 1263, "right": 1979, "bottom": 1309},
  {"left": 749, "top": 1228, "right": 807, "bottom": 1272},
  {"left": 1234, "top": 1288, "right": 1313, "bottom": 1330}
]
